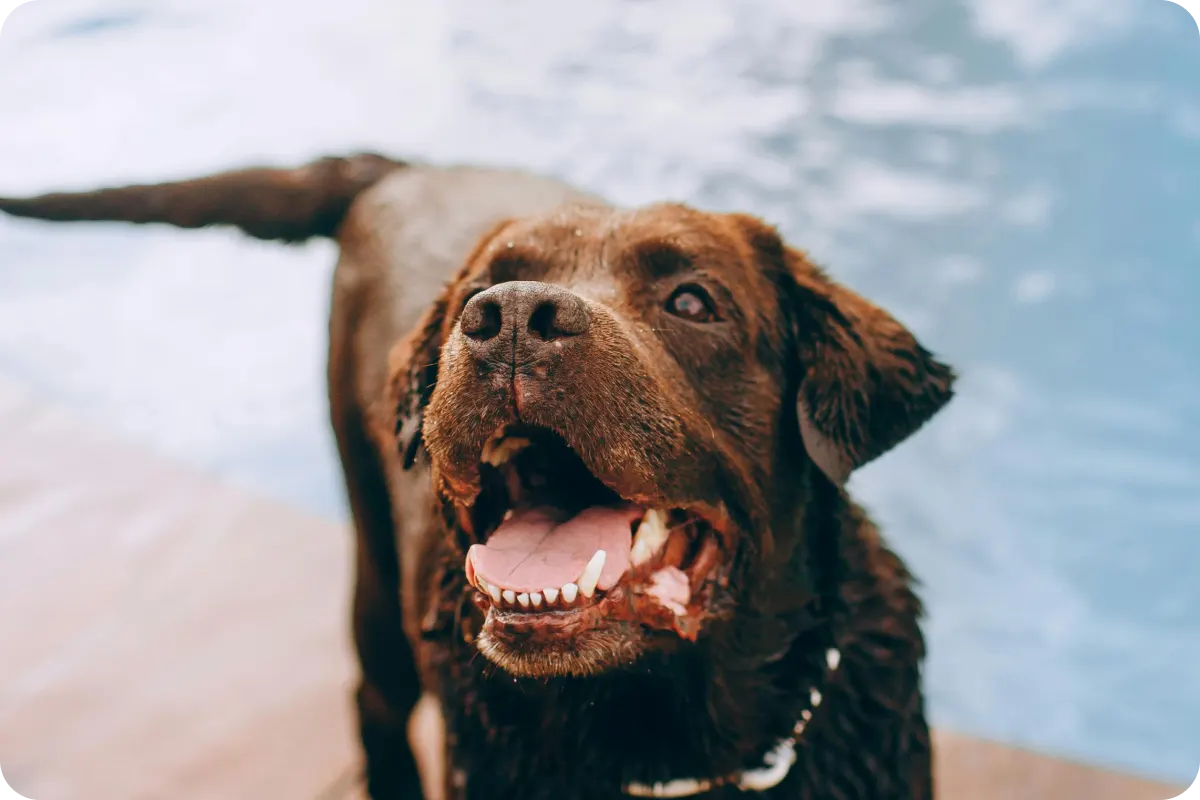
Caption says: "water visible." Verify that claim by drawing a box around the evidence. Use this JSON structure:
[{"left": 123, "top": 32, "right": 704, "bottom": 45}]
[{"left": 1, "top": 0, "right": 1197, "bottom": 784}]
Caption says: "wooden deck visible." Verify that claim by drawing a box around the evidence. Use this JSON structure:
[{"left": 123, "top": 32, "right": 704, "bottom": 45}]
[{"left": 0, "top": 374, "right": 1185, "bottom": 800}]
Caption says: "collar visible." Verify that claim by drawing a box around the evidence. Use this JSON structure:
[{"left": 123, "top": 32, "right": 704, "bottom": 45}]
[{"left": 622, "top": 646, "right": 842, "bottom": 798}]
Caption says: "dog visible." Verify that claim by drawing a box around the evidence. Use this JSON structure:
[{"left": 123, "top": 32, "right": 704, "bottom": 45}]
[{"left": 1, "top": 154, "right": 955, "bottom": 800}]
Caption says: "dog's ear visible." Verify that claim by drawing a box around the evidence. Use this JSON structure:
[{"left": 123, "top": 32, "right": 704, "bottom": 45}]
[
  {"left": 388, "top": 218, "right": 514, "bottom": 469},
  {"left": 733, "top": 215, "right": 956, "bottom": 485}
]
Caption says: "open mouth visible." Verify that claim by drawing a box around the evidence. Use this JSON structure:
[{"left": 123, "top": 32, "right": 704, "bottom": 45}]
[{"left": 461, "top": 426, "right": 724, "bottom": 633}]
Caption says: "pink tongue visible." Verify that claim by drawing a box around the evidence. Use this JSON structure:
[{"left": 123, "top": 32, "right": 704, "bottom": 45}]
[{"left": 470, "top": 505, "right": 641, "bottom": 594}]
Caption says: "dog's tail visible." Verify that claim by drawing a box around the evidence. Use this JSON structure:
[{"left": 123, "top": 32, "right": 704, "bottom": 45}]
[{"left": 0, "top": 152, "right": 405, "bottom": 244}]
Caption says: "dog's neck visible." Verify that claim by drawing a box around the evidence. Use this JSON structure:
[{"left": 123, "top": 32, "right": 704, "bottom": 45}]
[
  {"left": 623, "top": 641, "right": 844, "bottom": 797},
  {"left": 436, "top": 583, "right": 844, "bottom": 800}
]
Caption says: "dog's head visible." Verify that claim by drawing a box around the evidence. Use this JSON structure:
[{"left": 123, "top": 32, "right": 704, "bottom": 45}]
[{"left": 389, "top": 203, "right": 954, "bottom": 678}]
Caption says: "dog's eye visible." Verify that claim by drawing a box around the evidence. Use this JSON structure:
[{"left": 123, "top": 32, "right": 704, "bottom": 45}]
[{"left": 666, "top": 285, "right": 717, "bottom": 323}]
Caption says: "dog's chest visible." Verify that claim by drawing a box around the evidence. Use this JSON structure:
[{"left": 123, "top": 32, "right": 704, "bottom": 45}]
[{"left": 434, "top": 674, "right": 740, "bottom": 800}]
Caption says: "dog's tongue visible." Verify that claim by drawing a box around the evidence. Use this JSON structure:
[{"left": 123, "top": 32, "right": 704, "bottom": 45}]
[{"left": 470, "top": 505, "right": 641, "bottom": 594}]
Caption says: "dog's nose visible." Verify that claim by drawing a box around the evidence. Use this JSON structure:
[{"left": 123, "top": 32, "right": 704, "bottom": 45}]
[{"left": 460, "top": 282, "right": 589, "bottom": 350}]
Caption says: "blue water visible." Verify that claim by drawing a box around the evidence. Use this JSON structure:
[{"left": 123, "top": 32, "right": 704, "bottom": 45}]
[{"left": 1, "top": 0, "right": 1197, "bottom": 784}]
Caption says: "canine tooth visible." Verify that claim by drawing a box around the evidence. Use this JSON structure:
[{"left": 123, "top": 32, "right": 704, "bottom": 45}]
[
  {"left": 561, "top": 583, "right": 579, "bottom": 604},
  {"left": 577, "top": 550, "right": 606, "bottom": 598},
  {"left": 631, "top": 509, "right": 669, "bottom": 566},
  {"left": 502, "top": 589, "right": 516, "bottom": 605},
  {"left": 543, "top": 587, "right": 559, "bottom": 604},
  {"left": 826, "top": 648, "right": 841, "bottom": 671},
  {"left": 810, "top": 689, "right": 822, "bottom": 708},
  {"left": 531, "top": 592, "right": 543, "bottom": 608},
  {"left": 482, "top": 435, "right": 531, "bottom": 467},
  {"left": 517, "top": 593, "right": 530, "bottom": 608},
  {"left": 488, "top": 584, "right": 502, "bottom": 604},
  {"left": 630, "top": 539, "right": 653, "bottom": 567}
]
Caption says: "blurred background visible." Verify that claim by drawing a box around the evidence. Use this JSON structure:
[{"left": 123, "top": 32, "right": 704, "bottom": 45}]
[{"left": 0, "top": 0, "right": 1197, "bottom": 794}]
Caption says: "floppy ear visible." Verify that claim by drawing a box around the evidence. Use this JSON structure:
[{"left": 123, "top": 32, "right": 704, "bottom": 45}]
[
  {"left": 735, "top": 215, "right": 956, "bottom": 485},
  {"left": 387, "top": 218, "right": 514, "bottom": 469}
]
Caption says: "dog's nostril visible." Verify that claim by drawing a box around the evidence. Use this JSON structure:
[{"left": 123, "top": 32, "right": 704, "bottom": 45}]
[
  {"left": 528, "top": 298, "right": 587, "bottom": 341},
  {"left": 462, "top": 297, "right": 503, "bottom": 342}
]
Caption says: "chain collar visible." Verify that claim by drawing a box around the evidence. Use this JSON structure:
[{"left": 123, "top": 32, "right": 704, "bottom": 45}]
[{"left": 622, "top": 647, "right": 841, "bottom": 798}]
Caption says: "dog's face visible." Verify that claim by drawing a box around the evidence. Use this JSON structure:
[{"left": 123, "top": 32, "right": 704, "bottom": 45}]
[{"left": 390, "top": 203, "right": 954, "bottom": 678}]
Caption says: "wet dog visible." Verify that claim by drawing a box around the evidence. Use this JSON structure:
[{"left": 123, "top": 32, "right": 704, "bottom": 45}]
[{"left": 1, "top": 155, "right": 954, "bottom": 799}]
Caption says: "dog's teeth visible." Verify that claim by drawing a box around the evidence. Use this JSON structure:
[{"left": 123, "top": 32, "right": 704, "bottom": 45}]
[
  {"left": 482, "top": 435, "right": 531, "bottom": 467},
  {"left": 631, "top": 509, "right": 669, "bottom": 566},
  {"left": 502, "top": 590, "right": 516, "bottom": 605},
  {"left": 488, "top": 584, "right": 502, "bottom": 604},
  {"left": 577, "top": 550, "right": 606, "bottom": 598},
  {"left": 561, "top": 583, "right": 579, "bottom": 604},
  {"left": 810, "top": 688, "right": 822, "bottom": 708},
  {"left": 517, "top": 593, "right": 530, "bottom": 608},
  {"left": 543, "top": 587, "right": 559, "bottom": 604},
  {"left": 465, "top": 544, "right": 481, "bottom": 585},
  {"left": 826, "top": 648, "right": 841, "bottom": 671},
  {"left": 629, "top": 539, "right": 653, "bottom": 567},
  {"left": 503, "top": 509, "right": 514, "bottom": 522},
  {"left": 531, "top": 591, "right": 543, "bottom": 608}
]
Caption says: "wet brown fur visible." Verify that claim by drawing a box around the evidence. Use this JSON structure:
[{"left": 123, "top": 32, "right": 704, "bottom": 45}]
[{"left": 0, "top": 156, "right": 955, "bottom": 800}]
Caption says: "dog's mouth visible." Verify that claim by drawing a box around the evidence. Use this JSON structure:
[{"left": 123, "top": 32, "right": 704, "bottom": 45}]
[{"left": 461, "top": 426, "right": 725, "bottom": 640}]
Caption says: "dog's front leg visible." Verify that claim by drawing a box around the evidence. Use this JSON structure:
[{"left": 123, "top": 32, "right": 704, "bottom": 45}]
[{"left": 352, "top": 567, "right": 424, "bottom": 799}]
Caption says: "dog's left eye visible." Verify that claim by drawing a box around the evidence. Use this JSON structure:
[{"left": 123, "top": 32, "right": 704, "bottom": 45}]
[{"left": 666, "top": 285, "right": 717, "bottom": 323}]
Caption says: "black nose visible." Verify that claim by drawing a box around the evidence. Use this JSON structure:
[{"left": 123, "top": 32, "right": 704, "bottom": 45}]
[{"left": 460, "top": 282, "right": 590, "bottom": 349}]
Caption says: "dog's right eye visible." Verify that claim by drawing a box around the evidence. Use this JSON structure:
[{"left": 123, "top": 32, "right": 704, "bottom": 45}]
[{"left": 666, "top": 285, "right": 718, "bottom": 323}]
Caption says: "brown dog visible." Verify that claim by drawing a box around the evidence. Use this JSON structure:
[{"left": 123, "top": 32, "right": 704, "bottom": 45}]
[{"left": 1, "top": 155, "right": 955, "bottom": 800}]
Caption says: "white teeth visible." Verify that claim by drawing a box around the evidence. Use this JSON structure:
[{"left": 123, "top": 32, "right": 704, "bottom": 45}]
[
  {"left": 577, "top": 550, "right": 606, "bottom": 598},
  {"left": 482, "top": 435, "right": 531, "bottom": 467},
  {"left": 561, "top": 583, "right": 579, "bottom": 604},
  {"left": 631, "top": 509, "right": 669, "bottom": 566},
  {"left": 465, "top": 545, "right": 480, "bottom": 584},
  {"left": 810, "top": 689, "right": 822, "bottom": 708},
  {"left": 826, "top": 648, "right": 841, "bottom": 671},
  {"left": 484, "top": 581, "right": 606, "bottom": 609}
]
